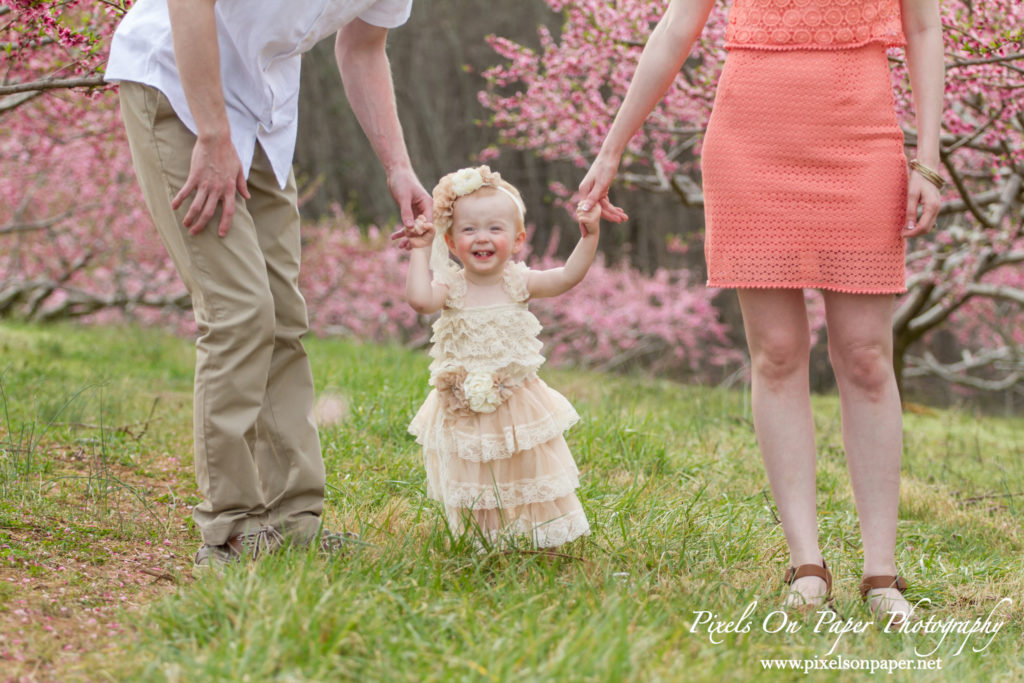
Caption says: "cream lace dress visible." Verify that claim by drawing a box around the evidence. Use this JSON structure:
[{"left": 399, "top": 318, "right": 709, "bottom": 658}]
[{"left": 408, "top": 261, "right": 590, "bottom": 548}]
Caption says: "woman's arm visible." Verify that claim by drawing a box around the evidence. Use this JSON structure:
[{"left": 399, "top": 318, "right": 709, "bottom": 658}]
[
  {"left": 900, "top": 0, "right": 944, "bottom": 237},
  {"left": 578, "top": 0, "right": 718, "bottom": 216}
]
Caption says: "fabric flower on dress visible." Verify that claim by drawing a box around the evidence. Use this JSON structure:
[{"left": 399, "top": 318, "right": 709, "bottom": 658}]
[
  {"left": 434, "top": 370, "right": 471, "bottom": 416},
  {"left": 464, "top": 371, "right": 502, "bottom": 413},
  {"left": 435, "top": 368, "right": 514, "bottom": 415}
]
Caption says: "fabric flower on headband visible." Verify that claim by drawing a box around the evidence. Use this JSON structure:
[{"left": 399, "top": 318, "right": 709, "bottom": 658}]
[
  {"left": 431, "top": 165, "right": 525, "bottom": 237},
  {"left": 449, "top": 168, "right": 485, "bottom": 197}
]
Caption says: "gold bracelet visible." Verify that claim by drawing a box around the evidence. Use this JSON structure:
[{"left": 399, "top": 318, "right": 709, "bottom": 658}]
[{"left": 909, "top": 159, "right": 945, "bottom": 191}]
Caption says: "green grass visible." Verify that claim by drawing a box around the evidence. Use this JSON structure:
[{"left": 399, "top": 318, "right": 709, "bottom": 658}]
[{"left": 1, "top": 321, "right": 1022, "bottom": 681}]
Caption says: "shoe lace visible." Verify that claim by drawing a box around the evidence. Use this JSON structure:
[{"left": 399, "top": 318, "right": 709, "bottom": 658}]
[{"left": 240, "top": 525, "right": 284, "bottom": 560}]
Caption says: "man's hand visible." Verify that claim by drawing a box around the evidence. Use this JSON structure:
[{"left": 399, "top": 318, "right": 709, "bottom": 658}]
[
  {"left": 172, "top": 133, "right": 250, "bottom": 237},
  {"left": 387, "top": 166, "right": 432, "bottom": 250},
  {"left": 167, "top": 0, "right": 249, "bottom": 237},
  {"left": 402, "top": 214, "right": 435, "bottom": 250}
]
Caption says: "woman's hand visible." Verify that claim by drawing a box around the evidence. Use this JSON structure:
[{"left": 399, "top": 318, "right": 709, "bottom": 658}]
[
  {"left": 902, "top": 171, "right": 942, "bottom": 238},
  {"left": 577, "top": 154, "right": 629, "bottom": 223}
]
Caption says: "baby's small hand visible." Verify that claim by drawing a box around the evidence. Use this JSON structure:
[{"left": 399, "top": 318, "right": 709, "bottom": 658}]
[
  {"left": 408, "top": 214, "right": 436, "bottom": 247},
  {"left": 575, "top": 201, "right": 602, "bottom": 237},
  {"left": 390, "top": 214, "right": 435, "bottom": 250}
]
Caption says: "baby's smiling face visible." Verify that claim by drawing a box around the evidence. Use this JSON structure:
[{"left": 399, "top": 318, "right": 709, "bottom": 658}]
[{"left": 445, "top": 188, "right": 525, "bottom": 281}]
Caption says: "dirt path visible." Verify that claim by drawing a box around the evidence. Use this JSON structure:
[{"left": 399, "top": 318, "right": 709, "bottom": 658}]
[{"left": 1, "top": 446, "right": 196, "bottom": 682}]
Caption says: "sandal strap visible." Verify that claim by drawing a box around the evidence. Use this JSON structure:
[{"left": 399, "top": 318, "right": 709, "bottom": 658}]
[
  {"left": 783, "top": 560, "right": 833, "bottom": 594},
  {"left": 859, "top": 575, "right": 908, "bottom": 599}
]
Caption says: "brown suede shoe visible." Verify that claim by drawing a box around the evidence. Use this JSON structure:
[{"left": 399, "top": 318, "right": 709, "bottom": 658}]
[
  {"left": 860, "top": 575, "right": 913, "bottom": 630},
  {"left": 783, "top": 559, "right": 833, "bottom": 612}
]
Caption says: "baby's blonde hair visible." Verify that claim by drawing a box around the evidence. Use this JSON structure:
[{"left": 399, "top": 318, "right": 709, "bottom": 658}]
[{"left": 432, "top": 165, "right": 526, "bottom": 237}]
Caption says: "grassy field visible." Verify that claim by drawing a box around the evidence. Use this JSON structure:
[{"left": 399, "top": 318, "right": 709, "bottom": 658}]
[{"left": 0, "top": 322, "right": 1021, "bottom": 682}]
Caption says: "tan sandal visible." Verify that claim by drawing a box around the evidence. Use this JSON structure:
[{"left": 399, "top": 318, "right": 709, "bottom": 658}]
[
  {"left": 783, "top": 560, "right": 833, "bottom": 611},
  {"left": 860, "top": 575, "right": 912, "bottom": 630}
]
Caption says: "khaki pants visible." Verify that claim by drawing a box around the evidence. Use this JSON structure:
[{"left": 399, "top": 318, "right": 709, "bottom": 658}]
[{"left": 119, "top": 81, "right": 324, "bottom": 546}]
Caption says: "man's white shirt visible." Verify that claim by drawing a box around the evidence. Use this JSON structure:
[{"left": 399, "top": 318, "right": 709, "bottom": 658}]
[{"left": 106, "top": 0, "right": 413, "bottom": 188}]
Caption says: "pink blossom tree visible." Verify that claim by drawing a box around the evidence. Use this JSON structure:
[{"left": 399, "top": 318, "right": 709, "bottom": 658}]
[
  {"left": 2, "top": 0, "right": 190, "bottom": 322},
  {"left": 2, "top": 2, "right": 739, "bottom": 379},
  {"left": 298, "top": 213, "right": 742, "bottom": 381},
  {"left": 0, "top": 93, "right": 190, "bottom": 322},
  {"left": 479, "top": 0, "right": 1024, "bottom": 394},
  {"left": 0, "top": 1, "right": 126, "bottom": 110},
  {"left": 2, "top": 0, "right": 191, "bottom": 321},
  {"left": 519, "top": 230, "right": 742, "bottom": 377}
]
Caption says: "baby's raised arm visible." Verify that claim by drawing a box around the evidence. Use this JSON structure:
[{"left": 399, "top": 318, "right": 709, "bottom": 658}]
[
  {"left": 527, "top": 204, "right": 601, "bottom": 299},
  {"left": 405, "top": 216, "right": 448, "bottom": 314}
]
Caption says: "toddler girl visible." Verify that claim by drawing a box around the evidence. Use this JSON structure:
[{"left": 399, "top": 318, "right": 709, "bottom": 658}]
[{"left": 403, "top": 165, "right": 599, "bottom": 548}]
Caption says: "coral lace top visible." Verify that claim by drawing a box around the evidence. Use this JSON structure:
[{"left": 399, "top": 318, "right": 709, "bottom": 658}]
[{"left": 725, "top": 0, "right": 905, "bottom": 51}]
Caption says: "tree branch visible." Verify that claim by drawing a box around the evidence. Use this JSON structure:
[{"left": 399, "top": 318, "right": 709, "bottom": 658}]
[
  {"left": 0, "top": 206, "right": 96, "bottom": 236},
  {"left": 33, "top": 288, "right": 192, "bottom": 322},
  {"left": 937, "top": 188, "right": 1004, "bottom": 216},
  {"left": 904, "top": 350, "right": 1022, "bottom": 392},
  {"left": 0, "top": 76, "right": 108, "bottom": 97},
  {"left": 948, "top": 52, "right": 1024, "bottom": 68},
  {"left": 986, "top": 172, "right": 1021, "bottom": 227},
  {"left": 894, "top": 258, "right": 941, "bottom": 331},
  {"left": 962, "top": 282, "right": 1024, "bottom": 306},
  {"left": 943, "top": 105, "right": 1007, "bottom": 155},
  {"left": 668, "top": 173, "right": 704, "bottom": 207},
  {"left": 941, "top": 157, "right": 996, "bottom": 230},
  {"left": 0, "top": 91, "right": 42, "bottom": 113}
]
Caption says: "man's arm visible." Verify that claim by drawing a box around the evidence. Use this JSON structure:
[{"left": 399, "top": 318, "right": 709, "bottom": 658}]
[
  {"left": 167, "top": 0, "right": 250, "bottom": 237},
  {"left": 335, "top": 19, "right": 431, "bottom": 228}
]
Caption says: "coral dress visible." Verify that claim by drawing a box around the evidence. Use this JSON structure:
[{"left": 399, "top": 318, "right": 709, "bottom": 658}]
[
  {"left": 408, "top": 261, "right": 590, "bottom": 548},
  {"left": 701, "top": 0, "right": 909, "bottom": 293}
]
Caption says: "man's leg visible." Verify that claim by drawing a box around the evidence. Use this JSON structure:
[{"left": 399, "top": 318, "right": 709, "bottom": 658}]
[
  {"left": 119, "top": 81, "right": 276, "bottom": 546},
  {"left": 244, "top": 146, "right": 325, "bottom": 543}
]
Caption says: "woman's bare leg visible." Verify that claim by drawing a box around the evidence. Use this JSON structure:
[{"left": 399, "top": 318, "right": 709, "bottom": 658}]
[
  {"left": 822, "top": 290, "right": 911, "bottom": 620},
  {"left": 737, "top": 288, "right": 826, "bottom": 606}
]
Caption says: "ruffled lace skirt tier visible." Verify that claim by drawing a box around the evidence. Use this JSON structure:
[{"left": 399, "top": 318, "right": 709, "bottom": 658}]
[
  {"left": 409, "top": 376, "right": 590, "bottom": 548},
  {"left": 701, "top": 44, "right": 908, "bottom": 293}
]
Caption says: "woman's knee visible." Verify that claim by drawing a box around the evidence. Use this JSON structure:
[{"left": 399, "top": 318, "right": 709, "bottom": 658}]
[
  {"left": 830, "top": 340, "right": 894, "bottom": 396},
  {"left": 748, "top": 330, "right": 810, "bottom": 384}
]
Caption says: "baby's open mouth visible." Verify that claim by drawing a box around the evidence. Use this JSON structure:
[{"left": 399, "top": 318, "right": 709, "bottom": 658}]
[{"left": 473, "top": 250, "right": 494, "bottom": 258}]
